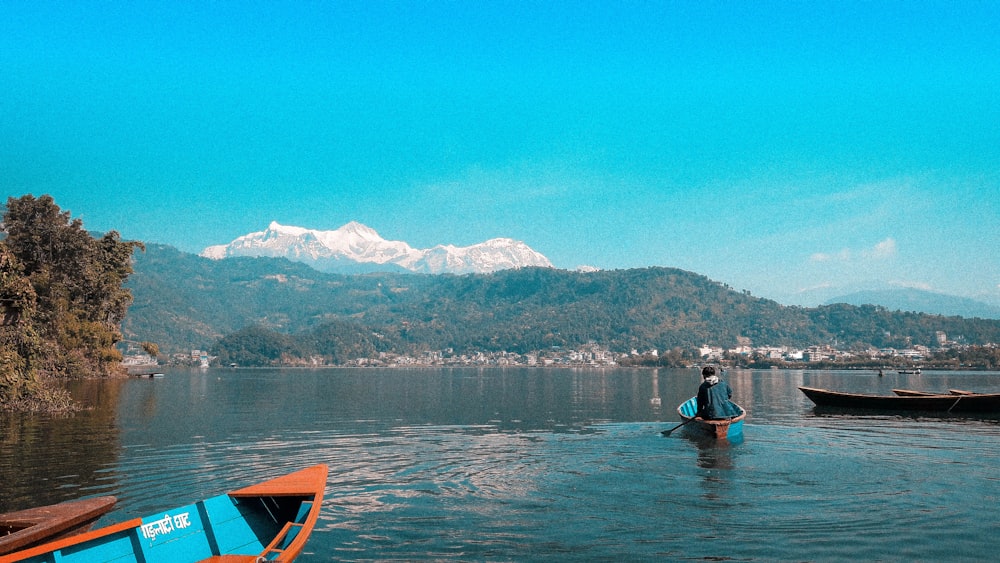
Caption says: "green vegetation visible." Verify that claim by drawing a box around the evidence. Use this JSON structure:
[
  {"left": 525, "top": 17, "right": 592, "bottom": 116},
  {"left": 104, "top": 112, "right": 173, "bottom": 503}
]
[
  {"left": 123, "top": 245, "right": 1000, "bottom": 367},
  {"left": 0, "top": 195, "right": 143, "bottom": 411}
]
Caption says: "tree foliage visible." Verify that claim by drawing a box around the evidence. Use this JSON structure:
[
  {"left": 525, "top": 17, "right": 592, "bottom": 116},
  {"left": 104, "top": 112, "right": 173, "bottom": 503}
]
[
  {"left": 1, "top": 195, "right": 143, "bottom": 410},
  {"left": 141, "top": 341, "right": 160, "bottom": 358}
]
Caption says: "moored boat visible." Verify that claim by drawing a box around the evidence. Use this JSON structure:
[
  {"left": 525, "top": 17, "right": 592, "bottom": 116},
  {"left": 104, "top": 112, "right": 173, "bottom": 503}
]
[
  {"left": 0, "top": 496, "right": 116, "bottom": 556},
  {"left": 668, "top": 396, "right": 746, "bottom": 440},
  {"left": 3, "top": 464, "right": 328, "bottom": 563},
  {"left": 800, "top": 387, "right": 1000, "bottom": 413},
  {"left": 129, "top": 372, "right": 164, "bottom": 378}
]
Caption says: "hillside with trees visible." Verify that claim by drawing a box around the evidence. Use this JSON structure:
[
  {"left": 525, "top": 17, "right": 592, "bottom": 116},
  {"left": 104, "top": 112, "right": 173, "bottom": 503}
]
[
  {"left": 0, "top": 195, "right": 142, "bottom": 411},
  {"left": 123, "top": 244, "right": 1000, "bottom": 366}
]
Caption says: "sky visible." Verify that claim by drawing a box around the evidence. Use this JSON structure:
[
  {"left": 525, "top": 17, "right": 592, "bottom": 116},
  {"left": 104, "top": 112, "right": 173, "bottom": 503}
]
[{"left": 3, "top": 1, "right": 999, "bottom": 306}]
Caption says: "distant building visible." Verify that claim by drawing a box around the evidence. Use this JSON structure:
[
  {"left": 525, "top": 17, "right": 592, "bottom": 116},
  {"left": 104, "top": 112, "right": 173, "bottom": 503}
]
[
  {"left": 700, "top": 345, "right": 723, "bottom": 360},
  {"left": 804, "top": 345, "right": 836, "bottom": 362},
  {"left": 123, "top": 353, "right": 156, "bottom": 366}
]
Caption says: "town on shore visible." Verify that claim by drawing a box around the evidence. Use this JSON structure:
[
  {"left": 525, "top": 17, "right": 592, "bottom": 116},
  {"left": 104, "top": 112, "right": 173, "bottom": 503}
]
[{"left": 129, "top": 330, "right": 999, "bottom": 371}]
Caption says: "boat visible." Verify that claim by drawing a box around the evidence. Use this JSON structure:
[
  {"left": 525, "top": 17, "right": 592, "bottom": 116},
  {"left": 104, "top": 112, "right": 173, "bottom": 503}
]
[
  {"left": 0, "top": 497, "right": 116, "bottom": 556},
  {"left": 897, "top": 368, "right": 922, "bottom": 375},
  {"left": 667, "top": 396, "right": 746, "bottom": 440},
  {"left": 3, "top": 464, "right": 328, "bottom": 563},
  {"left": 799, "top": 387, "right": 1000, "bottom": 413}
]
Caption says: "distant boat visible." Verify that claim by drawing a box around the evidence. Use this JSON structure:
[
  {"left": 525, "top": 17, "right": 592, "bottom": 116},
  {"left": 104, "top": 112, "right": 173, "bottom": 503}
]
[
  {"left": 897, "top": 368, "right": 922, "bottom": 375},
  {"left": 800, "top": 387, "right": 1000, "bottom": 413},
  {"left": 4, "top": 465, "right": 327, "bottom": 562},
  {"left": 664, "top": 396, "right": 746, "bottom": 440},
  {"left": 0, "top": 496, "right": 116, "bottom": 555}
]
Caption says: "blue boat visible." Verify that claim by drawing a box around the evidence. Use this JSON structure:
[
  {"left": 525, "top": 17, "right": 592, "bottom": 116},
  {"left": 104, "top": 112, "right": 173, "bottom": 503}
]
[
  {"left": 673, "top": 396, "right": 746, "bottom": 440},
  {"left": 3, "top": 464, "right": 328, "bottom": 563}
]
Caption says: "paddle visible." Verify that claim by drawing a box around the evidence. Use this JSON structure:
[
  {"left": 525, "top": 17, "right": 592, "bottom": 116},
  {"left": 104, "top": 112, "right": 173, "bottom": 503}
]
[{"left": 661, "top": 418, "right": 695, "bottom": 436}]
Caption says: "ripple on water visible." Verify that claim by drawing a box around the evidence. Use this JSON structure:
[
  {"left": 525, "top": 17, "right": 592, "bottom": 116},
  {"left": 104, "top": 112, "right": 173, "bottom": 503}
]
[{"left": 8, "top": 369, "right": 1000, "bottom": 562}]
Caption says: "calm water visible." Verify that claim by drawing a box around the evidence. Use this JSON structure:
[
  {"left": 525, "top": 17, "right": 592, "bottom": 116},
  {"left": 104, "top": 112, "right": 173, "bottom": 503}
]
[{"left": 3, "top": 367, "right": 1000, "bottom": 561}]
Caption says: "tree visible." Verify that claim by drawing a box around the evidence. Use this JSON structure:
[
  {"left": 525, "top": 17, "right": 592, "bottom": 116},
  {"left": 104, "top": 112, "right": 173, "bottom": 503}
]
[
  {"left": 141, "top": 341, "right": 160, "bottom": 358},
  {"left": 1, "top": 195, "right": 143, "bottom": 411}
]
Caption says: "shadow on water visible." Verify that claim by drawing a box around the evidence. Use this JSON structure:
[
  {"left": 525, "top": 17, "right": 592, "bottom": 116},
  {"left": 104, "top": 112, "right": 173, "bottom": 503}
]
[{"left": 0, "top": 378, "right": 124, "bottom": 512}]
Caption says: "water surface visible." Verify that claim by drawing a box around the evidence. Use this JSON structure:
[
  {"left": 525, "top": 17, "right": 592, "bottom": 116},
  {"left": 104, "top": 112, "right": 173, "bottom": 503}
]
[{"left": 3, "top": 368, "right": 999, "bottom": 561}]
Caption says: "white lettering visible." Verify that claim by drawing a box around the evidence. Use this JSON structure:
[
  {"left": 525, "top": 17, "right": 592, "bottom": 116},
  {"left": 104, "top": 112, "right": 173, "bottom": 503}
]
[
  {"left": 140, "top": 512, "right": 190, "bottom": 541},
  {"left": 173, "top": 512, "right": 191, "bottom": 529}
]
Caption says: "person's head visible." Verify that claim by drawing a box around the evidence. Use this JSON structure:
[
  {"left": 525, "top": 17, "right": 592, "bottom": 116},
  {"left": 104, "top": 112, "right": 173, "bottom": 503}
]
[{"left": 701, "top": 366, "right": 716, "bottom": 379}]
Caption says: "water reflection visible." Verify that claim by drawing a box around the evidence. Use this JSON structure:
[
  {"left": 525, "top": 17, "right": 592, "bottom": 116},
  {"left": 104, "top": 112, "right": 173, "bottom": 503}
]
[
  {"left": 688, "top": 434, "right": 741, "bottom": 470},
  {"left": 649, "top": 369, "right": 662, "bottom": 408},
  {"left": 0, "top": 378, "right": 124, "bottom": 511}
]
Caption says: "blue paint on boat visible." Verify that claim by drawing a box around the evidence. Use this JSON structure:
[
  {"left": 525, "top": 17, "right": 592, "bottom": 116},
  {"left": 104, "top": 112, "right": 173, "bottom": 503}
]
[
  {"left": 6, "top": 465, "right": 326, "bottom": 563},
  {"left": 677, "top": 396, "right": 745, "bottom": 439}
]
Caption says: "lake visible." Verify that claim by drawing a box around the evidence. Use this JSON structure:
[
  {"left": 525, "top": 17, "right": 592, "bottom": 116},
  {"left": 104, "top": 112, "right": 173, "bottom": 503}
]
[{"left": 3, "top": 367, "right": 1000, "bottom": 561}]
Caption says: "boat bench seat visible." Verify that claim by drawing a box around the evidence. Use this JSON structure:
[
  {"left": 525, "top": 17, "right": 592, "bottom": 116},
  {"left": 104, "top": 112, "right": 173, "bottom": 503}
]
[
  {"left": 199, "top": 496, "right": 269, "bottom": 556},
  {"left": 195, "top": 503, "right": 310, "bottom": 561}
]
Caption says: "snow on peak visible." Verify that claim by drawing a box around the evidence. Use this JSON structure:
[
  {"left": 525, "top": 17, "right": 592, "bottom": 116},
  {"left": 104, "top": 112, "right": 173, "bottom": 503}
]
[
  {"left": 338, "top": 221, "right": 380, "bottom": 238},
  {"left": 267, "top": 221, "right": 308, "bottom": 236},
  {"left": 200, "top": 222, "right": 553, "bottom": 275}
]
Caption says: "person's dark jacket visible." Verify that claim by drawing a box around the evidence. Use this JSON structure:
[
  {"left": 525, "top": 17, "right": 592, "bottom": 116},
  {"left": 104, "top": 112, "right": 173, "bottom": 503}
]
[{"left": 696, "top": 377, "right": 742, "bottom": 419}]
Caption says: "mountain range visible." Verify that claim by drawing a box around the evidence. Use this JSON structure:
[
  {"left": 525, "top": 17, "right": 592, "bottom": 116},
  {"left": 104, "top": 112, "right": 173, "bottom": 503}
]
[
  {"left": 123, "top": 244, "right": 1000, "bottom": 358},
  {"left": 198, "top": 222, "right": 1000, "bottom": 320},
  {"left": 825, "top": 289, "right": 1000, "bottom": 320},
  {"left": 201, "top": 221, "right": 553, "bottom": 274}
]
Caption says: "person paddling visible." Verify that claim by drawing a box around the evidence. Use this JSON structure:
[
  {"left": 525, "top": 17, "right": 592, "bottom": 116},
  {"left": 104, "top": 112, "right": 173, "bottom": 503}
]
[{"left": 696, "top": 366, "right": 742, "bottom": 419}]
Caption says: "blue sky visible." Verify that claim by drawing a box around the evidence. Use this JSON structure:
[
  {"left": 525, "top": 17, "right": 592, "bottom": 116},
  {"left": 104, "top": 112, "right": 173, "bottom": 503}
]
[{"left": 3, "top": 1, "right": 998, "bottom": 306}]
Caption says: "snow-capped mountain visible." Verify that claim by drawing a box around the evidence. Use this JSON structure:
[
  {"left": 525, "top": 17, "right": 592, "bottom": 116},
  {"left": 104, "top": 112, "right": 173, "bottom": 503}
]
[{"left": 201, "top": 221, "right": 553, "bottom": 274}]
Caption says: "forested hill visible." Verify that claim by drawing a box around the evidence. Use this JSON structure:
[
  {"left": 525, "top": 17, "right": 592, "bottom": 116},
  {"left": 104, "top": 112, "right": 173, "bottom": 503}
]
[{"left": 124, "top": 244, "right": 1000, "bottom": 359}]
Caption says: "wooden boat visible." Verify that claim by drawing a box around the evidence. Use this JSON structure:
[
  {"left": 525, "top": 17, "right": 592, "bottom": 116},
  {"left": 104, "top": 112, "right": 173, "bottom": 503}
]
[
  {"left": 3, "top": 464, "right": 328, "bottom": 563},
  {"left": 0, "top": 497, "right": 116, "bottom": 556},
  {"left": 128, "top": 371, "right": 164, "bottom": 378},
  {"left": 799, "top": 387, "right": 1000, "bottom": 413},
  {"left": 671, "top": 396, "right": 746, "bottom": 440}
]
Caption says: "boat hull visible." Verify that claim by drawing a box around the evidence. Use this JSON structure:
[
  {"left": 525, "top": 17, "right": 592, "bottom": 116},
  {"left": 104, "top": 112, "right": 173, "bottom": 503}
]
[
  {"left": 0, "top": 497, "right": 116, "bottom": 556},
  {"left": 800, "top": 387, "right": 1000, "bottom": 413},
  {"left": 676, "top": 396, "right": 746, "bottom": 440},
  {"left": 3, "top": 464, "right": 328, "bottom": 563}
]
